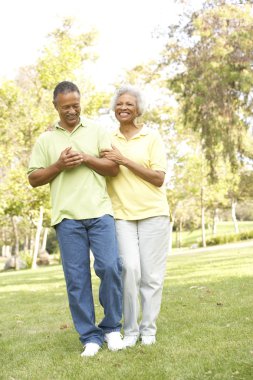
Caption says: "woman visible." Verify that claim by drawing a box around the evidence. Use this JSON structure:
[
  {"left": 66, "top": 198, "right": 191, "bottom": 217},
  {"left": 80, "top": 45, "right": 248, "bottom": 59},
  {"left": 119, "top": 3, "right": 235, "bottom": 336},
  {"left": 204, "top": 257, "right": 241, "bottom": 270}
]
[{"left": 101, "top": 85, "right": 170, "bottom": 347}]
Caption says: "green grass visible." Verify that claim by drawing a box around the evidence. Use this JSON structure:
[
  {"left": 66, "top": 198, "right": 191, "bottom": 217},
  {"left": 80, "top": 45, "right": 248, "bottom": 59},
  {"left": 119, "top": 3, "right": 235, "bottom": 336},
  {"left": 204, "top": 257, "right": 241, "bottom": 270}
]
[
  {"left": 1, "top": 245, "right": 253, "bottom": 380},
  {"left": 172, "top": 221, "right": 253, "bottom": 247}
]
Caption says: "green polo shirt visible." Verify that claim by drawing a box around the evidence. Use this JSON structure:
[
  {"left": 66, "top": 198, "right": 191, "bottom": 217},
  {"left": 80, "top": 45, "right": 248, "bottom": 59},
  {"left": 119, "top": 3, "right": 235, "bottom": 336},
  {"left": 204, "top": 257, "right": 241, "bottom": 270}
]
[{"left": 28, "top": 117, "right": 113, "bottom": 226}]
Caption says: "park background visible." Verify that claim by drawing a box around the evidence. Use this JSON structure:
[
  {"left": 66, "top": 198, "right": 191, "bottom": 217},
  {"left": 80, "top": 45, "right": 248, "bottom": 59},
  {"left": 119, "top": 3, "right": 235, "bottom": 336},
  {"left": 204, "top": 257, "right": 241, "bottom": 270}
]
[{"left": 0, "top": 0, "right": 253, "bottom": 379}]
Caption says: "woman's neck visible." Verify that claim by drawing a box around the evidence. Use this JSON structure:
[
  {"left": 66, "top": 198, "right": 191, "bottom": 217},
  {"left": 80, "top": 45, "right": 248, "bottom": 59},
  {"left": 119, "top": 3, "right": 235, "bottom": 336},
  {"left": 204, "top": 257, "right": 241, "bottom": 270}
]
[{"left": 119, "top": 122, "right": 141, "bottom": 140}]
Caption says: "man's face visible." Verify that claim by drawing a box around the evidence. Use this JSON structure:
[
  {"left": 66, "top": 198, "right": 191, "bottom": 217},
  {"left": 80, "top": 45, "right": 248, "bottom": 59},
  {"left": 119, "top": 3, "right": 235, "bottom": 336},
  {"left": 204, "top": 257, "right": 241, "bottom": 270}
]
[{"left": 54, "top": 91, "right": 81, "bottom": 130}]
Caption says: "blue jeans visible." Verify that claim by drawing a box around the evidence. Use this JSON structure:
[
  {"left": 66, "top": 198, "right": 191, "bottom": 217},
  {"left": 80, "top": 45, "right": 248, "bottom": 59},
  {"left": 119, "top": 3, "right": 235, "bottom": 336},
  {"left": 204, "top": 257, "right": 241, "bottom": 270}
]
[{"left": 55, "top": 215, "right": 122, "bottom": 346}]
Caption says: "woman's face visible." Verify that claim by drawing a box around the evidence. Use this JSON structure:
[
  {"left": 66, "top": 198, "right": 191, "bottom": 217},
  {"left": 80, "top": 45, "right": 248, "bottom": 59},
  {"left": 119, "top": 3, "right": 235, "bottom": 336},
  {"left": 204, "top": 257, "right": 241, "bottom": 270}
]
[{"left": 115, "top": 93, "right": 139, "bottom": 123}]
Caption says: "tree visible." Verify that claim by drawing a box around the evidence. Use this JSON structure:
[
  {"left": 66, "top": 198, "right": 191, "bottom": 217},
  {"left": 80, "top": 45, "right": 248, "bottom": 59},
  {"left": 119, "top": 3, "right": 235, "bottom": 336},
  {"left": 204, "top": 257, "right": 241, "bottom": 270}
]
[
  {"left": 36, "top": 17, "right": 98, "bottom": 90},
  {"left": 0, "top": 18, "right": 103, "bottom": 268},
  {"left": 159, "top": 0, "right": 253, "bottom": 180}
]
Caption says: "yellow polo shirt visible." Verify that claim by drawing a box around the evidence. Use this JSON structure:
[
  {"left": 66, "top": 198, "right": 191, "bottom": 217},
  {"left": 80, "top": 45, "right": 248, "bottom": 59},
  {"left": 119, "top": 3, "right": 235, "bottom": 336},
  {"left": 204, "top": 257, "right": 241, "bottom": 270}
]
[
  {"left": 106, "top": 126, "right": 170, "bottom": 220},
  {"left": 28, "top": 117, "right": 113, "bottom": 226}
]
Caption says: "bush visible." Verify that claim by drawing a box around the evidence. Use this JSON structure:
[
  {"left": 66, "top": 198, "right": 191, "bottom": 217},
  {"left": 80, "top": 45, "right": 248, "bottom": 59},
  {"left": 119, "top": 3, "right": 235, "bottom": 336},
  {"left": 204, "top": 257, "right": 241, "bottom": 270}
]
[
  {"left": 204, "top": 230, "right": 253, "bottom": 247},
  {"left": 20, "top": 251, "right": 33, "bottom": 268}
]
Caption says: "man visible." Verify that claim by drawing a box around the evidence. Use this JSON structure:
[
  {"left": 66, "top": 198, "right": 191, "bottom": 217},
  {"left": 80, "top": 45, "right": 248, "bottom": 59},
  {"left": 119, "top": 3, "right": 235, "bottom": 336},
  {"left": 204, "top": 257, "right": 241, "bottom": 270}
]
[{"left": 28, "top": 81, "right": 124, "bottom": 357}]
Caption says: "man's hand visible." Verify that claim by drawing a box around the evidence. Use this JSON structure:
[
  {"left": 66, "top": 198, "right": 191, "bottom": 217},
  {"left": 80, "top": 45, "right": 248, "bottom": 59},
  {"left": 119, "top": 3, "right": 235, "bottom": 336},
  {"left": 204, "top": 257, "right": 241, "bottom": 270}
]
[{"left": 56, "top": 147, "right": 84, "bottom": 170}]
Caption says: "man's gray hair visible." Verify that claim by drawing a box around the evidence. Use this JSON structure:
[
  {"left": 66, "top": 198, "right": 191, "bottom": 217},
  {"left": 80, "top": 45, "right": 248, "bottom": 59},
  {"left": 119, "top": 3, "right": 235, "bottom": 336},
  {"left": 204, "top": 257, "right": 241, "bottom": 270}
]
[{"left": 111, "top": 85, "right": 146, "bottom": 116}]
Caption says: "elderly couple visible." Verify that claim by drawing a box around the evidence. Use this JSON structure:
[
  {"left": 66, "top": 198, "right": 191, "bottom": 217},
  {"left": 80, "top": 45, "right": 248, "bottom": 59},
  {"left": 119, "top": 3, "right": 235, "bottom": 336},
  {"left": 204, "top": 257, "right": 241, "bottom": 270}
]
[{"left": 28, "top": 81, "right": 170, "bottom": 357}]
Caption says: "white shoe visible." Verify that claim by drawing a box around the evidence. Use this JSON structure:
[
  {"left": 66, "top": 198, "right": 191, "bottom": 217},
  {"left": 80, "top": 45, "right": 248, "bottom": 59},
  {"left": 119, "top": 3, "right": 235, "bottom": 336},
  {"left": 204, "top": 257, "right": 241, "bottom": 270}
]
[
  {"left": 81, "top": 343, "right": 101, "bottom": 357},
  {"left": 141, "top": 336, "right": 156, "bottom": 345},
  {"left": 104, "top": 332, "right": 125, "bottom": 351},
  {"left": 123, "top": 335, "right": 139, "bottom": 348}
]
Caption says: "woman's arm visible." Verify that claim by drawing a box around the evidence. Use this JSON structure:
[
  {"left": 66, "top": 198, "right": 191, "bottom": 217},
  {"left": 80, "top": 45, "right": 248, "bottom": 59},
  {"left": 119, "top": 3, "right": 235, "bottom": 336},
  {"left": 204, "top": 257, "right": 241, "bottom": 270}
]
[{"left": 100, "top": 145, "right": 165, "bottom": 187}]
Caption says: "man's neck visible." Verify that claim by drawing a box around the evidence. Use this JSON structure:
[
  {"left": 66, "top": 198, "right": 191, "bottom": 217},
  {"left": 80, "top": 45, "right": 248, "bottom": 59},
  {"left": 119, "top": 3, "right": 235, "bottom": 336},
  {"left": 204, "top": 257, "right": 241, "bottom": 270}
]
[{"left": 59, "top": 118, "right": 80, "bottom": 132}]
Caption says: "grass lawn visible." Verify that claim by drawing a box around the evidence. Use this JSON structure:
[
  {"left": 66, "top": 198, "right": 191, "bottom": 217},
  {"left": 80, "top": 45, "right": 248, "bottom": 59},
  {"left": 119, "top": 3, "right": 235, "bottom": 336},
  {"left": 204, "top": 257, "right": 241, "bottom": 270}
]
[
  {"left": 0, "top": 245, "right": 253, "bottom": 380},
  {"left": 172, "top": 221, "right": 253, "bottom": 248}
]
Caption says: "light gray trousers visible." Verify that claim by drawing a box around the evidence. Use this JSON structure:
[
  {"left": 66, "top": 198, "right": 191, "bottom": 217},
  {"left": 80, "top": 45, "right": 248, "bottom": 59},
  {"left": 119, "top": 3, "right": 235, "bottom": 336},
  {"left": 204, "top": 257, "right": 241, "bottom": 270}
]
[{"left": 115, "top": 216, "right": 170, "bottom": 337}]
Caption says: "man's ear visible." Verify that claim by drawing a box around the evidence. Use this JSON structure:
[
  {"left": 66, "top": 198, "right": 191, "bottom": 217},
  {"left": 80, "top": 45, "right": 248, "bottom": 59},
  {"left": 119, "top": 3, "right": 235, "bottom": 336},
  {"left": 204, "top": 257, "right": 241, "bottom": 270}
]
[{"left": 52, "top": 101, "right": 57, "bottom": 110}]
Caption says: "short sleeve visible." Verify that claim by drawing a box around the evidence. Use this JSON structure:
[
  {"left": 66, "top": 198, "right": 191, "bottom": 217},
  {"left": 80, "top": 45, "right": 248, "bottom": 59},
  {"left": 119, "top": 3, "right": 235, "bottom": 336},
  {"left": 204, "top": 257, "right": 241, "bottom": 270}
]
[
  {"left": 148, "top": 131, "right": 167, "bottom": 172},
  {"left": 27, "top": 134, "right": 48, "bottom": 175},
  {"left": 97, "top": 125, "right": 113, "bottom": 152}
]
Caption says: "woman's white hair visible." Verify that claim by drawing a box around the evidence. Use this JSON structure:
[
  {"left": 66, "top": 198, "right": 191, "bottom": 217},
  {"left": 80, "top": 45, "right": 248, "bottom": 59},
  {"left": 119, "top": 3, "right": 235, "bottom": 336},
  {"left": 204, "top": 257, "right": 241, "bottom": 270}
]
[{"left": 111, "top": 85, "right": 146, "bottom": 116}]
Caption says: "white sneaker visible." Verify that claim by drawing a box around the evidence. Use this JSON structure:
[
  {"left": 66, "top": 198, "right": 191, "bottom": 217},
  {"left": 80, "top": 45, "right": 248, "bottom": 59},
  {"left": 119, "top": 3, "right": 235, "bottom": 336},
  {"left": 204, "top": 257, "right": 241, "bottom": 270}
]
[
  {"left": 81, "top": 343, "right": 101, "bottom": 357},
  {"left": 141, "top": 336, "right": 156, "bottom": 345},
  {"left": 123, "top": 335, "right": 139, "bottom": 348},
  {"left": 104, "top": 332, "right": 125, "bottom": 351}
]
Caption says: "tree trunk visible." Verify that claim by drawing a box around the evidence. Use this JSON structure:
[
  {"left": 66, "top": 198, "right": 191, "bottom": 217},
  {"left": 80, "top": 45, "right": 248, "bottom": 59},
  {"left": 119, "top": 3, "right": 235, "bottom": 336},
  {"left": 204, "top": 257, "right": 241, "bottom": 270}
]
[
  {"left": 41, "top": 227, "right": 49, "bottom": 251},
  {"left": 11, "top": 216, "right": 20, "bottom": 270},
  {"left": 201, "top": 187, "right": 206, "bottom": 248},
  {"left": 2, "top": 245, "right": 11, "bottom": 257},
  {"left": 32, "top": 206, "right": 44, "bottom": 269},
  {"left": 29, "top": 229, "right": 35, "bottom": 255},
  {"left": 212, "top": 208, "right": 219, "bottom": 235},
  {"left": 24, "top": 234, "right": 29, "bottom": 252},
  {"left": 231, "top": 200, "right": 239, "bottom": 233}
]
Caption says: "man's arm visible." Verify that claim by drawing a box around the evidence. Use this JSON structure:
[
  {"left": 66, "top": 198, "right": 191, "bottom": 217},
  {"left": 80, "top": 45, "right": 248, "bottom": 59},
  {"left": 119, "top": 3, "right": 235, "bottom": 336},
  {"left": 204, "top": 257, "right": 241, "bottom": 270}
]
[
  {"left": 81, "top": 153, "right": 119, "bottom": 177},
  {"left": 28, "top": 147, "right": 84, "bottom": 187}
]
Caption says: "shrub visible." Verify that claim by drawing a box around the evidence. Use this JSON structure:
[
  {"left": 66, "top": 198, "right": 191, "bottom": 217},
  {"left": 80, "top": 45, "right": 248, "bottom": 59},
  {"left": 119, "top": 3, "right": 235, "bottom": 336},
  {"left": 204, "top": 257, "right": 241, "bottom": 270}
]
[
  {"left": 204, "top": 230, "right": 253, "bottom": 247},
  {"left": 20, "top": 251, "right": 33, "bottom": 268}
]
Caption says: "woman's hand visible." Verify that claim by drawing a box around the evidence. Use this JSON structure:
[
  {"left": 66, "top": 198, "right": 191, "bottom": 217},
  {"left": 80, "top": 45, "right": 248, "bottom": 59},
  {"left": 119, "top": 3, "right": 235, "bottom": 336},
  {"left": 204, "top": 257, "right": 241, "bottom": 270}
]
[{"left": 100, "top": 145, "right": 128, "bottom": 165}]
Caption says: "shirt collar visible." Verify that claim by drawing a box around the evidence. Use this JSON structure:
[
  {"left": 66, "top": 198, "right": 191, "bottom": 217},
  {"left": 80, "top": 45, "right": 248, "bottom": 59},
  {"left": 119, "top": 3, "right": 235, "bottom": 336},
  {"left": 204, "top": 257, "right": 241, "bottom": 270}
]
[
  {"left": 113, "top": 124, "right": 148, "bottom": 139},
  {"left": 54, "top": 117, "right": 86, "bottom": 131}
]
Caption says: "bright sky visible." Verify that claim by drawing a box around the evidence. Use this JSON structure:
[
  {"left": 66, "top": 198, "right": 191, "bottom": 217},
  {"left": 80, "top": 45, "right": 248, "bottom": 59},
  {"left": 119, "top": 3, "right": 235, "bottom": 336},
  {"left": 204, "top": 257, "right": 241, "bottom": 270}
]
[{"left": 0, "top": 0, "right": 184, "bottom": 89}]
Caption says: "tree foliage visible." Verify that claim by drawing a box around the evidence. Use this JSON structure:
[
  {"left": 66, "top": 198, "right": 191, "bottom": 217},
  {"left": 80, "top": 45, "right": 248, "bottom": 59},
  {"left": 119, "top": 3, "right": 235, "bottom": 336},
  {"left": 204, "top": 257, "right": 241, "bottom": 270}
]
[
  {"left": 161, "top": 0, "right": 253, "bottom": 180},
  {"left": 37, "top": 17, "right": 98, "bottom": 90},
  {"left": 0, "top": 18, "right": 102, "bottom": 260}
]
